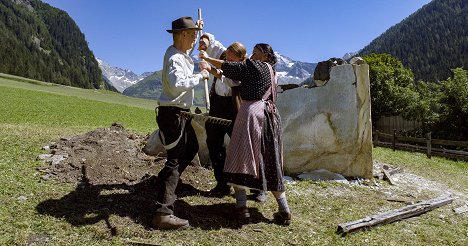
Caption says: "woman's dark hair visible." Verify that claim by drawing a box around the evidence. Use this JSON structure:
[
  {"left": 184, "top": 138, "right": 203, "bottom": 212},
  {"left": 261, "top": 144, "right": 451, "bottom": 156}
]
[{"left": 254, "top": 43, "right": 277, "bottom": 67}]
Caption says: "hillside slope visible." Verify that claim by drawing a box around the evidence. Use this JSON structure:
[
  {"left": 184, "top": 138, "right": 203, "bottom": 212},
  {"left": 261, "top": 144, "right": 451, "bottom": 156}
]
[
  {"left": 359, "top": 0, "right": 467, "bottom": 81},
  {"left": 0, "top": 0, "right": 105, "bottom": 89}
]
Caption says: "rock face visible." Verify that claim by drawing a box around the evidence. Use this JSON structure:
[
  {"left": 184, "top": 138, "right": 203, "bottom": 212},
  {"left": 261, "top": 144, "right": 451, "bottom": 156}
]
[
  {"left": 277, "top": 64, "right": 372, "bottom": 178},
  {"left": 313, "top": 58, "right": 347, "bottom": 86}
]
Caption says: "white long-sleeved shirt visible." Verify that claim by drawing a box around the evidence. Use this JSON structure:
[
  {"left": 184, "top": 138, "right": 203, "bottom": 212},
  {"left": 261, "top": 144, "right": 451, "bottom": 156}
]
[
  {"left": 203, "top": 33, "right": 238, "bottom": 97},
  {"left": 158, "top": 45, "right": 204, "bottom": 109}
]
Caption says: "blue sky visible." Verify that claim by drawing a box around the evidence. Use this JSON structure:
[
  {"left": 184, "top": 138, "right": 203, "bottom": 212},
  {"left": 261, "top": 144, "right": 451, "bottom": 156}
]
[{"left": 42, "top": 0, "right": 431, "bottom": 75}]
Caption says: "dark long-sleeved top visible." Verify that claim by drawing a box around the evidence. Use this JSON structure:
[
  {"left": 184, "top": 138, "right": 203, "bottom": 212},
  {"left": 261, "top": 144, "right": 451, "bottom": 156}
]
[{"left": 221, "top": 59, "right": 273, "bottom": 101}]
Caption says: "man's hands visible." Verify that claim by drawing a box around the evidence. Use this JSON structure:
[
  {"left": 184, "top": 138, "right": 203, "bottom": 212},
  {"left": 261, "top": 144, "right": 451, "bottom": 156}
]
[
  {"left": 200, "top": 69, "right": 210, "bottom": 80},
  {"left": 196, "top": 20, "right": 204, "bottom": 31},
  {"left": 199, "top": 60, "right": 211, "bottom": 71}
]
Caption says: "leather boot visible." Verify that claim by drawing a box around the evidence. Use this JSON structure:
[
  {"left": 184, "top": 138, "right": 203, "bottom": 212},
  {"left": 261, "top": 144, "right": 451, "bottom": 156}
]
[
  {"left": 208, "top": 185, "right": 231, "bottom": 197},
  {"left": 235, "top": 207, "right": 250, "bottom": 219},
  {"left": 273, "top": 211, "right": 291, "bottom": 226},
  {"left": 152, "top": 213, "right": 189, "bottom": 230}
]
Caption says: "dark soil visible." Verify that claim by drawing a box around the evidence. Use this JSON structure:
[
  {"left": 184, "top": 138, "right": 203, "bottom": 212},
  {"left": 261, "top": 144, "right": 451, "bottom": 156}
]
[
  {"left": 35, "top": 124, "right": 244, "bottom": 232},
  {"left": 37, "top": 123, "right": 213, "bottom": 188}
]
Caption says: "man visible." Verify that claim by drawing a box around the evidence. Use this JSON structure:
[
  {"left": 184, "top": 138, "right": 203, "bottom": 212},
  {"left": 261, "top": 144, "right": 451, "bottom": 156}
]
[
  {"left": 198, "top": 33, "right": 232, "bottom": 197},
  {"left": 152, "top": 16, "right": 210, "bottom": 230}
]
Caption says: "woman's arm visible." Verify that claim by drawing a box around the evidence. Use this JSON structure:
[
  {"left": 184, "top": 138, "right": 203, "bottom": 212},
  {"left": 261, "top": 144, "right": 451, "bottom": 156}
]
[{"left": 199, "top": 50, "right": 224, "bottom": 69}]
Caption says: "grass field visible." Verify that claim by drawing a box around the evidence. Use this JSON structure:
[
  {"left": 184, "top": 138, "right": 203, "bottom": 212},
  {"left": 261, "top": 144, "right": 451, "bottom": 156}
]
[{"left": 0, "top": 75, "right": 467, "bottom": 245}]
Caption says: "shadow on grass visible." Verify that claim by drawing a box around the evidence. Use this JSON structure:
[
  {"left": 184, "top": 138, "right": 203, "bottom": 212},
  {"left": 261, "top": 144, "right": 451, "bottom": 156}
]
[{"left": 36, "top": 167, "right": 270, "bottom": 235}]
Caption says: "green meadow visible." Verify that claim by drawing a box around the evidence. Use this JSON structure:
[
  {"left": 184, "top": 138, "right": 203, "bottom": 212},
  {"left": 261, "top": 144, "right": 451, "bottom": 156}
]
[{"left": 0, "top": 74, "right": 466, "bottom": 245}]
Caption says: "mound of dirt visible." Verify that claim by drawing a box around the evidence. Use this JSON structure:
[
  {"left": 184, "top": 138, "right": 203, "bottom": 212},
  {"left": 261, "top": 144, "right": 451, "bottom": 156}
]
[{"left": 37, "top": 123, "right": 213, "bottom": 190}]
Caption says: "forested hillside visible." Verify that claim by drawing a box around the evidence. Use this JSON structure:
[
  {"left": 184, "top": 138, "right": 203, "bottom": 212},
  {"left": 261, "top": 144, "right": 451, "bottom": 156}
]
[
  {"left": 359, "top": 0, "right": 467, "bottom": 82},
  {"left": 0, "top": 0, "right": 106, "bottom": 89}
]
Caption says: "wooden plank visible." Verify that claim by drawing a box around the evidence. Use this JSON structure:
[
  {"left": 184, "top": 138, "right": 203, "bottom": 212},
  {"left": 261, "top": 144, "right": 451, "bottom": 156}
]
[
  {"left": 382, "top": 168, "right": 396, "bottom": 185},
  {"left": 388, "top": 167, "right": 403, "bottom": 176},
  {"left": 432, "top": 139, "right": 468, "bottom": 148},
  {"left": 373, "top": 131, "right": 468, "bottom": 149},
  {"left": 124, "top": 239, "right": 160, "bottom": 246},
  {"left": 337, "top": 196, "right": 453, "bottom": 235},
  {"left": 382, "top": 164, "right": 402, "bottom": 176},
  {"left": 431, "top": 147, "right": 468, "bottom": 155},
  {"left": 378, "top": 132, "right": 393, "bottom": 138},
  {"left": 375, "top": 141, "right": 468, "bottom": 160},
  {"left": 397, "top": 136, "right": 426, "bottom": 144},
  {"left": 385, "top": 197, "right": 418, "bottom": 205}
]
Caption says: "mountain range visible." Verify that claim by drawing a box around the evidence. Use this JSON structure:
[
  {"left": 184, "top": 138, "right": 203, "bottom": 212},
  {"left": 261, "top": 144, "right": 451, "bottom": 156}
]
[
  {"left": 97, "top": 58, "right": 151, "bottom": 92},
  {"left": 99, "top": 51, "right": 317, "bottom": 103}
]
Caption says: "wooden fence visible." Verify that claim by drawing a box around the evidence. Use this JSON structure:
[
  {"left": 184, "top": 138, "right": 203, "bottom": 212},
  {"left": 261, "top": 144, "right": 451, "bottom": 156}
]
[
  {"left": 374, "top": 115, "right": 422, "bottom": 134},
  {"left": 373, "top": 130, "right": 468, "bottom": 161}
]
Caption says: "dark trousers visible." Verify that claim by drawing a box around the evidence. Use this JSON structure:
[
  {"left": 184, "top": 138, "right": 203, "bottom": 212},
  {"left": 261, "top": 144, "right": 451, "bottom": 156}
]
[
  {"left": 205, "top": 94, "right": 235, "bottom": 188},
  {"left": 156, "top": 106, "right": 199, "bottom": 215}
]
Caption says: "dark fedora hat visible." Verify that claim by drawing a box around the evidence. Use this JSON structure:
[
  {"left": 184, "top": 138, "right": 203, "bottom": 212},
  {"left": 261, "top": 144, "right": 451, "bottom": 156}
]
[{"left": 166, "top": 16, "right": 201, "bottom": 33}]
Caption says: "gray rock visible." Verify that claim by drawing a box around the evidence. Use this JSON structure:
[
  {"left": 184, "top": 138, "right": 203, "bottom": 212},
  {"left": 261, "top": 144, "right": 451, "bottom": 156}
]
[
  {"left": 283, "top": 176, "right": 296, "bottom": 184},
  {"left": 298, "top": 169, "right": 349, "bottom": 184},
  {"left": 48, "top": 155, "right": 65, "bottom": 165},
  {"left": 313, "top": 58, "right": 346, "bottom": 83},
  {"left": 17, "top": 195, "right": 27, "bottom": 202},
  {"left": 37, "top": 154, "right": 53, "bottom": 160},
  {"left": 350, "top": 57, "right": 365, "bottom": 65}
]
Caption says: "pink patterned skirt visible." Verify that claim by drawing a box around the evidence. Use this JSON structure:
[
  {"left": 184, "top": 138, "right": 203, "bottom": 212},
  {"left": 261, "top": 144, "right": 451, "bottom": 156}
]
[{"left": 224, "top": 99, "right": 285, "bottom": 192}]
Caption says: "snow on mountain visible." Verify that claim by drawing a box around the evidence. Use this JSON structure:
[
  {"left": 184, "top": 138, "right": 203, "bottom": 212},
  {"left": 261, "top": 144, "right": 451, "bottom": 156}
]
[
  {"left": 101, "top": 51, "right": 316, "bottom": 95},
  {"left": 274, "top": 52, "right": 316, "bottom": 84},
  {"left": 342, "top": 51, "right": 358, "bottom": 61},
  {"left": 97, "top": 58, "right": 151, "bottom": 93},
  {"left": 193, "top": 51, "right": 316, "bottom": 85}
]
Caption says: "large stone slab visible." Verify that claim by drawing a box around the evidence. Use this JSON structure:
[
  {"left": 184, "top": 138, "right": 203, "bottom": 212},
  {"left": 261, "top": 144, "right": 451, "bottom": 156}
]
[{"left": 277, "top": 64, "right": 372, "bottom": 178}]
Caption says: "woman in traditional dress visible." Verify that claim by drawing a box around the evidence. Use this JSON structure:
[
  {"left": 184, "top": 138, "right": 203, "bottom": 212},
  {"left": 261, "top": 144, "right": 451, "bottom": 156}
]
[{"left": 199, "top": 43, "right": 291, "bottom": 225}]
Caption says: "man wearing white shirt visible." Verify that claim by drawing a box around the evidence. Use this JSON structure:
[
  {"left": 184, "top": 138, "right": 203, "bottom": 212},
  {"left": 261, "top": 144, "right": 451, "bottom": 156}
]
[{"left": 152, "top": 16, "right": 210, "bottom": 230}]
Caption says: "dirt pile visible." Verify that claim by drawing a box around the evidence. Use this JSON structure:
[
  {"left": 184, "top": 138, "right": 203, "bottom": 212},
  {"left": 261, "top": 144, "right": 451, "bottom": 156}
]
[{"left": 37, "top": 123, "right": 213, "bottom": 189}]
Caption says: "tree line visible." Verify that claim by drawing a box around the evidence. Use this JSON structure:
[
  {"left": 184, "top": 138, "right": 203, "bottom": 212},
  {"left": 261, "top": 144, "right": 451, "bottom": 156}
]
[
  {"left": 364, "top": 53, "right": 467, "bottom": 141},
  {"left": 359, "top": 0, "right": 467, "bottom": 82},
  {"left": 0, "top": 0, "right": 105, "bottom": 89}
]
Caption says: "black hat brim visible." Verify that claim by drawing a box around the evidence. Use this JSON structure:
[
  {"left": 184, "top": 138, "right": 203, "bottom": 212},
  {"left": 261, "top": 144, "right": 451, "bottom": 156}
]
[{"left": 166, "top": 27, "right": 202, "bottom": 33}]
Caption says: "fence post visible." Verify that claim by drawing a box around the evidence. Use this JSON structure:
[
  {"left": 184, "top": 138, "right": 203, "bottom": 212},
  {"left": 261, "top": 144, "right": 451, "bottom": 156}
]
[
  {"left": 426, "top": 132, "right": 432, "bottom": 158},
  {"left": 392, "top": 129, "right": 396, "bottom": 151},
  {"left": 374, "top": 130, "right": 379, "bottom": 147}
]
